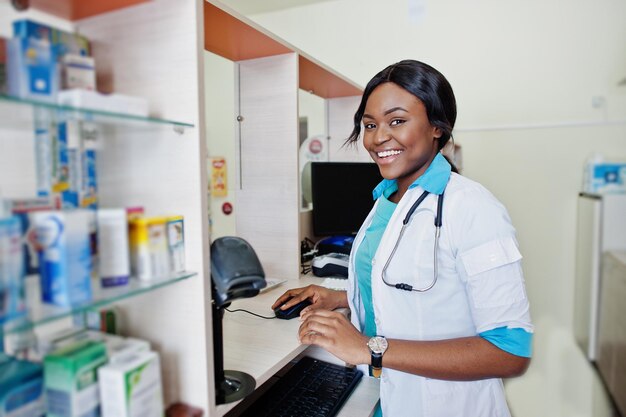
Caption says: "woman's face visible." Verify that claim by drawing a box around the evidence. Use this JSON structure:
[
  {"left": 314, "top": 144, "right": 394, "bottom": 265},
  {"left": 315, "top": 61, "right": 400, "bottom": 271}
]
[{"left": 362, "top": 82, "right": 441, "bottom": 196}]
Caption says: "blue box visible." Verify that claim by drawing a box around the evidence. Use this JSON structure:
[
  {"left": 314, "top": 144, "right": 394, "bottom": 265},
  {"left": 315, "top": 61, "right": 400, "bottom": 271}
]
[
  {"left": 589, "top": 163, "right": 626, "bottom": 194},
  {"left": 13, "top": 19, "right": 90, "bottom": 57},
  {"left": 7, "top": 36, "right": 58, "bottom": 102}
]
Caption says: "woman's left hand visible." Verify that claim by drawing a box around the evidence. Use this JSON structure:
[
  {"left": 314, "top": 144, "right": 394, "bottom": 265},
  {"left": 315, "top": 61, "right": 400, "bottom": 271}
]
[{"left": 298, "top": 309, "right": 370, "bottom": 366}]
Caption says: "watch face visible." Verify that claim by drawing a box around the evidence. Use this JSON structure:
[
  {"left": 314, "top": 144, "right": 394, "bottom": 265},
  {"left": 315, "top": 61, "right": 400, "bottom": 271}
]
[{"left": 368, "top": 336, "right": 388, "bottom": 354}]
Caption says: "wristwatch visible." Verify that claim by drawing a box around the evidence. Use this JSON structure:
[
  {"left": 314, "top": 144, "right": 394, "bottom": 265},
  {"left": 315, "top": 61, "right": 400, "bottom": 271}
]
[{"left": 367, "top": 335, "right": 388, "bottom": 378}]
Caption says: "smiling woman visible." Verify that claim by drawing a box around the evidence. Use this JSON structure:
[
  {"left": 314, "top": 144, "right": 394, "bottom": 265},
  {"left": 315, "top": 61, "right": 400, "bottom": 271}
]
[{"left": 272, "top": 60, "right": 533, "bottom": 417}]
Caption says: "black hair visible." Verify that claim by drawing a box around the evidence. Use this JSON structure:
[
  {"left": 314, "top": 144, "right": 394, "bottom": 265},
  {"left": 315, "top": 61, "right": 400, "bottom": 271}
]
[{"left": 345, "top": 60, "right": 457, "bottom": 170}]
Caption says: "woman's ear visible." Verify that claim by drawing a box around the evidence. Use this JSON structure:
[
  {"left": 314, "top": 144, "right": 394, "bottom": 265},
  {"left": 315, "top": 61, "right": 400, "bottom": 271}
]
[{"left": 433, "top": 126, "right": 442, "bottom": 140}]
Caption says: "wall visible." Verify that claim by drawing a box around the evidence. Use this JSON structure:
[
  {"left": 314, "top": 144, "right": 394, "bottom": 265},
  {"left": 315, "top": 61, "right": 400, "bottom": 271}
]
[{"left": 217, "top": 0, "right": 626, "bottom": 415}]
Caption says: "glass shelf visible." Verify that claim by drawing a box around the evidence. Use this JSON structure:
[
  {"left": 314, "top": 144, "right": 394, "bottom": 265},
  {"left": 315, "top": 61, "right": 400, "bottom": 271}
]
[
  {"left": 2, "top": 272, "right": 197, "bottom": 336},
  {"left": 0, "top": 94, "right": 194, "bottom": 132}
]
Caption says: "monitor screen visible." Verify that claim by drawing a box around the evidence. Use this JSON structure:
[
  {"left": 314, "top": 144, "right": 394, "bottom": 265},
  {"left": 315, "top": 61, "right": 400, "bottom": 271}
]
[{"left": 311, "top": 162, "right": 383, "bottom": 236}]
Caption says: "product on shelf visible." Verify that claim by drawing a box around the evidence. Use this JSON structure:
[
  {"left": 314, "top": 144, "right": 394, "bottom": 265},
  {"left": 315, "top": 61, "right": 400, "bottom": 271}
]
[
  {"left": 32, "top": 210, "right": 93, "bottom": 307},
  {"left": 0, "top": 216, "right": 25, "bottom": 324},
  {"left": 74, "top": 306, "right": 120, "bottom": 335},
  {"left": 57, "top": 89, "right": 149, "bottom": 117},
  {"left": 44, "top": 339, "right": 107, "bottom": 417},
  {"left": 0, "top": 357, "right": 45, "bottom": 417},
  {"left": 98, "top": 350, "right": 163, "bottom": 417},
  {"left": 167, "top": 215, "right": 185, "bottom": 273},
  {"left": 0, "top": 37, "right": 6, "bottom": 94},
  {"left": 7, "top": 36, "right": 58, "bottom": 102},
  {"left": 61, "top": 54, "right": 96, "bottom": 90},
  {"left": 8, "top": 197, "right": 52, "bottom": 276},
  {"left": 97, "top": 209, "right": 130, "bottom": 287},
  {"left": 33, "top": 107, "right": 55, "bottom": 198},
  {"left": 12, "top": 19, "right": 90, "bottom": 58},
  {"left": 129, "top": 216, "right": 170, "bottom": 281}
]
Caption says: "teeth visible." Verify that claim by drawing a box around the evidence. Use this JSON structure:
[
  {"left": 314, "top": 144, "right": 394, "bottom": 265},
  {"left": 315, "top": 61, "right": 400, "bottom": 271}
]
[{"left": 377, "top": 150, "right": 402, "bottom": 158}]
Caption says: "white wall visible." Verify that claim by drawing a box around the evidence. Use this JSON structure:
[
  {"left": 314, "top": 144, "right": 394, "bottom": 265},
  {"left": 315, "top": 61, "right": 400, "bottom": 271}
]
[{"left": 217, "top": 1, "right": 626, "bottom": 416}]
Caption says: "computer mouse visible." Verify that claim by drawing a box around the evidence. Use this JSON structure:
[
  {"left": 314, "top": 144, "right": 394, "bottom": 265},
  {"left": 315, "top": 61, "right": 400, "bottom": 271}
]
[{"left": 274, "top": 299, "right": 312, "bottom": 320}]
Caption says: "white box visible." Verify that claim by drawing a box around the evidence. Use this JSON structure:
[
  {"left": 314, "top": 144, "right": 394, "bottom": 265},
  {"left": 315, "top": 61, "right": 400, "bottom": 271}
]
[
  {"left": 61, "top": 54, "right": 96, "bottom": 90},
  {"left": 98, "top": 350, "right": 163, "bottom": 417},
  {"left": 58, "top": 89, "right": 149, "bottom": 117}
]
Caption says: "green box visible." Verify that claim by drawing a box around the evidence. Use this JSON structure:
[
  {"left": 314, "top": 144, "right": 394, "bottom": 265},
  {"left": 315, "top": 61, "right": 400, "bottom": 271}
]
[{"left": 44, "top": 340, "right": 107, "bottom": 417}]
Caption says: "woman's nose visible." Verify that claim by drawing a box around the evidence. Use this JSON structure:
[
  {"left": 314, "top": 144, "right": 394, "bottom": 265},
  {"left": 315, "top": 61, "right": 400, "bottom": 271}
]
[{"left": 374, "top": 127, "right": 391, "bottom": 144}]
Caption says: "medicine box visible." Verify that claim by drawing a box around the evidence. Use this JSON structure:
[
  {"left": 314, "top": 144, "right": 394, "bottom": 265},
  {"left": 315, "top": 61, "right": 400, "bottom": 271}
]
[
  {"left": 58, "top": 89, "right": 149, "bottom": 117},
  {"left": 44, "top": 340, "right": 107, "bottom": 417},
  {"left": 167, "top": 215, "right": 185, "bottom": 273},
  {"left": 61, "top": 54, "right": 96, "bottom": 90},
  {"left": 13, "top": 19, "right": 90, "bottom": 57},
  {"left": 7, "top": 37, "right": 58, "bottom": 102},
  {"left": 0, "top": 358, "right": 45, "bottom": 417},
  {"left": 0, "top": 216, "right": 25, "bottom": 324},
  {"left": 0, "top": 37, "right": 6, "bottom": 94},
  {"left": 98, "top": 350, "right": 164, "bottom": 417}
]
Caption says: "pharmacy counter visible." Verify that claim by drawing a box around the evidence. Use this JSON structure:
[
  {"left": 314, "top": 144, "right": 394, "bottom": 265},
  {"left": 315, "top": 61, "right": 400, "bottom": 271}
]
[{"left": 218, "top": 276, "right": 380, "bottom": 417}]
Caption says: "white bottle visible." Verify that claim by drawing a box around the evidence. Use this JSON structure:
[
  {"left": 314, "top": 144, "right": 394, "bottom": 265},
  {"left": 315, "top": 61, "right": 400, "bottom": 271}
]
[{"left": 97, "top": 209, "right": 130, "bottom": 287}]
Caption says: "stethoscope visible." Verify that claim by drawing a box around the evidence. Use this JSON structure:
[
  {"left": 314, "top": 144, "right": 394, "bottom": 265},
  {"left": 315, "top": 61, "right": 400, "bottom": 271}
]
[{"left": 381, "top": 189, "right": 444, "bottom": 292}]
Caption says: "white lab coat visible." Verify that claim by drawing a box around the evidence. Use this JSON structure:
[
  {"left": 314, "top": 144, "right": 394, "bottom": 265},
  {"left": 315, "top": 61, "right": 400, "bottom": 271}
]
[{"left": 347, "top": 172, "right": 533, "bottom": 417}]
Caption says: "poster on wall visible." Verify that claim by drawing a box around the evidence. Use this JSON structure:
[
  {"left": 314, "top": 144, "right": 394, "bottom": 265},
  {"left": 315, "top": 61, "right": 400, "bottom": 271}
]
[{"left": 210, "top": 157, "right": 227, "bottom": 198}]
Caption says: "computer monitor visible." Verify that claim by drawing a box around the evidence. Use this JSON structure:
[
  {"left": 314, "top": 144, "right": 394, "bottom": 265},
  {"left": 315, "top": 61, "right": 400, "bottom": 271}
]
[{"left": 310, "top": 162, "right": 383, "bottom": 236}]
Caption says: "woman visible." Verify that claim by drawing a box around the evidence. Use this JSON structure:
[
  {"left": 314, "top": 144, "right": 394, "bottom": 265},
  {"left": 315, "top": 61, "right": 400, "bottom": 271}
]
[{"left": 272, "top": 60, "right": 532, "bottom": 416}]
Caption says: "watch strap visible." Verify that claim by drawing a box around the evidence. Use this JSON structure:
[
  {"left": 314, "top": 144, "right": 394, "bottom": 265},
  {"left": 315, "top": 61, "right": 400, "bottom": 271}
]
[{"left": 371, "top": 366, "right": 382, "bottom": 378}]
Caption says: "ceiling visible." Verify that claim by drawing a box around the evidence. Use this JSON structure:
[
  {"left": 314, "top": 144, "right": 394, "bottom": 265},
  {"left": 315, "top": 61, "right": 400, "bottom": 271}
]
[{"left": 218, "top": 0, "right": 337, "bottom": 15}]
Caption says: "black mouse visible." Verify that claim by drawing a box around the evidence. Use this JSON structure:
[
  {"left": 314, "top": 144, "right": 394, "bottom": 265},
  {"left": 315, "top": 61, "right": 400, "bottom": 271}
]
[{"left": 274, "top": 299, "right": 312, "bottom": 320}]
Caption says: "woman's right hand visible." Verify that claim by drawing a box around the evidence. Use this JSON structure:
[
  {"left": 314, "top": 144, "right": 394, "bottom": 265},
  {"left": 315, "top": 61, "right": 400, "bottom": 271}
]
[{"left": 271, "top": 285, "right": 348, "bottom": 314}]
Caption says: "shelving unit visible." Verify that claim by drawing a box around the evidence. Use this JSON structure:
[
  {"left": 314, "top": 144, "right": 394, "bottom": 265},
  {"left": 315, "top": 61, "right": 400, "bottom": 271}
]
[
  {"left": 1, "top": 0, "right": 367, "bottom": 415},
  {"left": 1, "top": 0, "right": 212, "bottom": 412}
]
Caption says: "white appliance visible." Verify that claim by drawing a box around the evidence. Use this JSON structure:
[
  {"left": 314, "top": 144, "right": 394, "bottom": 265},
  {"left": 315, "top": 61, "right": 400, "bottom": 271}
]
[{"left": 573, "top": 193, "right": 626, "bottom": 361}]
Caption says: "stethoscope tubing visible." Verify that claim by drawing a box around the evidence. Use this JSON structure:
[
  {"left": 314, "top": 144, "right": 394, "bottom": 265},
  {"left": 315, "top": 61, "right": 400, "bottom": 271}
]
[{"left": 381, "top": 190, "right": 445, "bottom": 292}]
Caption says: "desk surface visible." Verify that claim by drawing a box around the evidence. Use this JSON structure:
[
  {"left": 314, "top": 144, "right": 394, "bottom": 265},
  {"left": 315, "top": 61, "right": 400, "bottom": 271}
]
[{"left": 217, "top": 276, "right": 379, "bottom": 417}]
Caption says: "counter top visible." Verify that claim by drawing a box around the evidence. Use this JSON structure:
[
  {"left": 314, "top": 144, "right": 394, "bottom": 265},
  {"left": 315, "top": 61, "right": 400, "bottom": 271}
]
[{"left": 217, "top": 276, "right": 379, "bottom": 417}]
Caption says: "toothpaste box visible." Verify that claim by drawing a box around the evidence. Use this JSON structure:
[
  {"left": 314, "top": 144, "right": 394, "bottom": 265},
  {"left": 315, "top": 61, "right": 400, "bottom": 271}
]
[
  {"left": 98, "top": 350, "right": 163, "bottom": 417},
  {"left": 32, "top": 210, "right": 93, "bottom": 307},
  {"left": 44, "top": 340, "right": 107, "bottom": 417},
  {"left": 0, "top": 358, "right": 45, "bottom": 417}
]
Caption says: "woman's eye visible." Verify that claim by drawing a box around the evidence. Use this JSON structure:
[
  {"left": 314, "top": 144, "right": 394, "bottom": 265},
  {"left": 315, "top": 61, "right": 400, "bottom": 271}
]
[
  {"left": 390, "top": 119, "right": 406, "bottom": 126},
  {"left": 364, "top": 122, "right": 376, "bottom": 130}
]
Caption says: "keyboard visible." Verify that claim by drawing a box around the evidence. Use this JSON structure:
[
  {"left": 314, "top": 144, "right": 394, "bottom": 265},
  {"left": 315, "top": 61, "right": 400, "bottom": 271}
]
[{"left": 238, "top": 356, "right": 363, "bottom": 417}]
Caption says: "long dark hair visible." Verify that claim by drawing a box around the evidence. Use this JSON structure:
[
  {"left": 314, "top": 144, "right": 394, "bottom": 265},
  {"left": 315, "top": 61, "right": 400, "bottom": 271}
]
[{"left": 346, "top": 60, "right": 457, "bottom": 170}]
